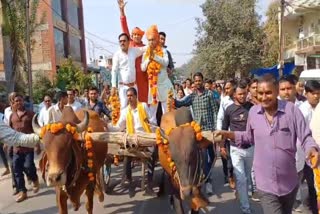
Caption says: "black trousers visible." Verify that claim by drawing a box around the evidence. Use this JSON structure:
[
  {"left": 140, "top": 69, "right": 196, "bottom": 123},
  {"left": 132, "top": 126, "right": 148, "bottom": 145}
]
[
  {"left": 303, "top": 164, "right": 318, "bottom": 214},
  {"left": 259, "top": 186, "right": 298, "bottom": 214},
  {"left": 221, "top": 140, "right": 233, "bottom": 179}
]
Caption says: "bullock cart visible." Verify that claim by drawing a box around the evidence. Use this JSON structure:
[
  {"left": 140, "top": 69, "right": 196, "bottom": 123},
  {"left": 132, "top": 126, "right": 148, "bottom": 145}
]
[{"left": 88, "top": 131, "right": 214, "bottom": 193}]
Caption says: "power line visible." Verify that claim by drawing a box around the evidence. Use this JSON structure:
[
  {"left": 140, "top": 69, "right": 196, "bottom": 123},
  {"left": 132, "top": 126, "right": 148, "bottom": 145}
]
[{"left": 41, "top": 0, "right": 118, "bottom": 46}]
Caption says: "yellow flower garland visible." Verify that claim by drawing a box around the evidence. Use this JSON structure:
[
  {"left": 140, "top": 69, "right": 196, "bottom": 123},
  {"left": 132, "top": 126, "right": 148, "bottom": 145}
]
[
  {"left": 109, "top": 94, "right": 121, "bottom": 125},
  {"left": 155, "top": 122, "right": 203, "bottom": 172},
  {"left": 311, "top": 157, "right": 320, "bottom": 201},
  {"left": 40, "top": 124, "right": 96, "bottom": 182},
  {"left": 145, "top": 45, "right": 163, "bottom": 105}
]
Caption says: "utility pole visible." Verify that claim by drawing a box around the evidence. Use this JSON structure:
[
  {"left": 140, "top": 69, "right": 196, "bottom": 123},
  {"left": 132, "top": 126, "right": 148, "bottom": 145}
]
[
  {"left": 279, "top": 0, "right": 285, "bottom": 77},
  {"left": 26, "top": 0, "right": 33, "bottom": 109}
]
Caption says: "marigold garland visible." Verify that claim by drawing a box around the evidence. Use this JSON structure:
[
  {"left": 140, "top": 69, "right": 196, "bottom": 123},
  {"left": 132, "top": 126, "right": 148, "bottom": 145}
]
[
  {"left": 311, "top": 157, "right": 320, "bottom": 201},
  {"left": 40, "top": 123, "right": 96, "bottom": 183},
  {"left": 155, "top": 122, "right": 203, "bottom": 173},
  {"left": 145, "top": 45, "right": 163, "bottom": 105},
  {"left": 109, "top": 94, "right": 121, "bottom": 125},
  {"left": 167, "top": 89, "right": 175, "bottom": 112}
]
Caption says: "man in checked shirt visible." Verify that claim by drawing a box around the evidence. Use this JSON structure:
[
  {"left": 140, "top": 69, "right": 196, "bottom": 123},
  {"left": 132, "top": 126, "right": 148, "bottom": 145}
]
[{"left": 174, "top": 72, "right": 219, "bottom": 195}]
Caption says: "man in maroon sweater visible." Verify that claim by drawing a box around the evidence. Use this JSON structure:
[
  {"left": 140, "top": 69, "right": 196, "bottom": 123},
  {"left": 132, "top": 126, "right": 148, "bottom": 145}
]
[{"left": 10, "top": 94, "right": 40, "bottom": 202}]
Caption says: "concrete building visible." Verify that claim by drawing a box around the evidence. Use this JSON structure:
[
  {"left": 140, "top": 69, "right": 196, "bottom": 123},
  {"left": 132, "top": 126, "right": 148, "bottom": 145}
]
[
  {"left": 0, "top": 0, "right": 87, "bottom": 83},
  {"left": 283, "top": 0, "right": 320, "bottom": 72}
]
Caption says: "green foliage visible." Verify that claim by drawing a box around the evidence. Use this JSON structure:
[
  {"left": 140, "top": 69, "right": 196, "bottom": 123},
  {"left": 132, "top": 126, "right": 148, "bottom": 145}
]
[
  {"left": 56, "top": 58, "right": 93, "bottom": 92},
  {"left": 32, "top": 72, "right": 55, "bottom": 103},
  {"left": 1, "top": 0, "right": 45, "bottom": 91},
  {"left": 193, "top": 0, "right": 263, "bottom": 79},
  {"left": 261, "top": 1, "right": 280, "bottom": 67}
]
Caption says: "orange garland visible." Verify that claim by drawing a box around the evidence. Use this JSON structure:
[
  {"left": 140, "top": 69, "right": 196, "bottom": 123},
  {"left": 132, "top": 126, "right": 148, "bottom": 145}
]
[
  {"left": 109, "top": 93, "right": 121, "bottom": 125},
  {"left": 167, "top": 89, "right": 175, "bottom": 112},
  {"left": 155, "top": 122, "right": 203, "bottom": 172},
  {"left": 40, "top": 124, "right": 96, "bottom": 182},
  {"left": 145, "top": 45, "right": 163, "bottom": 105}
]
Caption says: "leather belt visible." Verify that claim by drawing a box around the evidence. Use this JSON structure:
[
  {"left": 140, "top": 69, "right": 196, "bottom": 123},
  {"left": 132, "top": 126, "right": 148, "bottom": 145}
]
[{"left": 119, "top": 81, "right": 136, "bottom": 87}]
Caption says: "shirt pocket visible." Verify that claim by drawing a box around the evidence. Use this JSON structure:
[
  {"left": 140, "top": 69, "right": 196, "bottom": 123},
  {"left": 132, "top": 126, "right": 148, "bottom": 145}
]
[{"left": 276, "top": 126, "right": 293, "bottom": 151}]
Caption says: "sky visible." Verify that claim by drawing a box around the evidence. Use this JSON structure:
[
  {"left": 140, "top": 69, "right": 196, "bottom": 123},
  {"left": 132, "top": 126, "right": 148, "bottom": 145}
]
[{"left": 83, "top": 0, "right": 272, "bottom": 67}]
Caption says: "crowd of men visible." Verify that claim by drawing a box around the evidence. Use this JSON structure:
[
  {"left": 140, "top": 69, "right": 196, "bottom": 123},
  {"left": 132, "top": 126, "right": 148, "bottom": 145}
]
[{"left": 0, "top": 1, "right": 319, "bottom": 214}]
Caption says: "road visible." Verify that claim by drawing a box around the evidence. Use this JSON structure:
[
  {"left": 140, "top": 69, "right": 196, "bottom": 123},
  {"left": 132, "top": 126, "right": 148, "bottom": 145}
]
[{"left": 0, "top": 158, "right": 310, "bottom": 214}]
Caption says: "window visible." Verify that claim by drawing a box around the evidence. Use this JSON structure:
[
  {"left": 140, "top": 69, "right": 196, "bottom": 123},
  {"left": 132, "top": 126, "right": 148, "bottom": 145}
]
[
  {"left": 69, "top": 36, "right": 82, "bottom": 62},
  {"left": 67, "top": 0, "right": 79, "bottom": 29},
  {"left": 54, "top": 28, "right": 67, "bottom": 60},
  {"left": 52, "top": 0, "right": 63, "bottom": 20}
]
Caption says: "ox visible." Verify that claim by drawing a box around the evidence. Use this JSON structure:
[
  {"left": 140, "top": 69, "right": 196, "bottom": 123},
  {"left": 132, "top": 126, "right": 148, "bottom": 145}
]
[
  {"left": 32, "top": 107, "right": 108, "bottom": 214},
  {"left": 158, "top": 107, "right": 212, "bottom": 214}
]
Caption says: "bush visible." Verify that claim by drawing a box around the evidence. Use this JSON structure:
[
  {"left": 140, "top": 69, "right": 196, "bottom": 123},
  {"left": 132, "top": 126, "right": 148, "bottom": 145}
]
[
  {"left": 56, "top": 58, "right": 93, "bottom": 92},
  {"left": 33, "top": 72, "right": 54, "bottom": 103}
]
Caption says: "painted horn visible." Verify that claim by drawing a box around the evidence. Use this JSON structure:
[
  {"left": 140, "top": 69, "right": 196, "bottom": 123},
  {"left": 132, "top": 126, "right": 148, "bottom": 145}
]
[
  {"left": 32, "top": 114, "right": 42, "bottom": 136},
  {"left": 76, "top": 110, "right": 89, "bottom": 132}
]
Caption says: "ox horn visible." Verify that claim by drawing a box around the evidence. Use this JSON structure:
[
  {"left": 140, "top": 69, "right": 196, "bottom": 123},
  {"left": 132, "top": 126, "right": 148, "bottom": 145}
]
[
  {"left": 76, "top": 111, "right": 89, "bottom": 132},
  {"left": 32, "top": 114, "right": 42, "bottom": 136}
]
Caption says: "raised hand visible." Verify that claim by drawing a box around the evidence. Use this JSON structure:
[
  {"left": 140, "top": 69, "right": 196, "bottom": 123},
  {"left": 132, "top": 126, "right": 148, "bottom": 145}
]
[{"left": 117, "top": 0, "right": 127, "bottom": 11}]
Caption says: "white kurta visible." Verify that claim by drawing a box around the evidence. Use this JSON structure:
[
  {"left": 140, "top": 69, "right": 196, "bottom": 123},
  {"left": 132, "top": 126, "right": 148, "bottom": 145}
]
[
  {"left": 66, "top": 101, "right": 83, "bottom": 112},
  {"left": 141, "top": 47, "right": 174, "bottom": 104}
]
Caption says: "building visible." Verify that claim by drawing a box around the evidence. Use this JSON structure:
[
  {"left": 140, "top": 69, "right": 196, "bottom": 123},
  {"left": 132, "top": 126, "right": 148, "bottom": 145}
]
[
  {"left": 0, "top": 0, "right": 87, "bottom": 83},
  {"left": 283, "top": 0, "right": 320, "bottom": 72}
]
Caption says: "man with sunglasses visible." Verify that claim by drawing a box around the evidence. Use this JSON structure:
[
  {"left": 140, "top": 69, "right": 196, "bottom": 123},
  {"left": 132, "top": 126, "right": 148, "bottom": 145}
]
[{"left": 111, "top": 33, "right": 146, "bottom": 109}]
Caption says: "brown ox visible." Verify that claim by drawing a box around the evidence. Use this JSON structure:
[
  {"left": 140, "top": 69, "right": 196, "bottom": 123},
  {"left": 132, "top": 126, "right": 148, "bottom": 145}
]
[
  {"left": 32, "top": 107, "right": 108, "bottom": 214},
  {"left": 158, "top": 107, "right": 212, "bottom": 214}
]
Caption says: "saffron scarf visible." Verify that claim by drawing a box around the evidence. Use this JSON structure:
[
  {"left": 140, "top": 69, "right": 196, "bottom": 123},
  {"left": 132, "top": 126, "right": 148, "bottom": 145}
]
[{"left": 126, "top": 102, "right": 152, "bottom": 134}]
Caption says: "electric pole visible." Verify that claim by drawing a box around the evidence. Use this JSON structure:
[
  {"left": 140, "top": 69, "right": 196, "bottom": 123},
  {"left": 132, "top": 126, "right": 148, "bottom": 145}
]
[
  {"left": 26, "top": 0, "right": 33, "bottom": 109},
  {"left": 279, "top": 0, "right": 285, "bottom": 77}
]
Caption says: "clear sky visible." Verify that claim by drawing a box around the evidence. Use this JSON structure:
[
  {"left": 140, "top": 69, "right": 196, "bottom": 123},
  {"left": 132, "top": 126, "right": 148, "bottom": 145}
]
[{"left": 83, "top": 0, "right": 272, "bottom": 67}]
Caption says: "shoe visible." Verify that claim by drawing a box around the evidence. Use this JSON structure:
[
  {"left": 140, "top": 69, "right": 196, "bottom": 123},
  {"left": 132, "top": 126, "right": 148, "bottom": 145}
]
[
  {"left": 205, "top": 182, "right": 213, "bottom": 195},
  {"left": 250, "top": 192, "right": 260, "bottom": 202},
  {"left": 12, "top": 188, "right": 19, "bottom": 196},
  {"left": 15, "top": 192, "right": 27, "bottom": 203},
  {"left": 143, "top": 186, "right": 157, "bottom": 197},
  {"left": 1, "top": 168, "right": 10, "bottom": 177},
  {"left": 32, "top": 179, "right": 40, "bottom": 193},
  {"left": 229, "top": 177, "right": 236, "bottom": 189}
]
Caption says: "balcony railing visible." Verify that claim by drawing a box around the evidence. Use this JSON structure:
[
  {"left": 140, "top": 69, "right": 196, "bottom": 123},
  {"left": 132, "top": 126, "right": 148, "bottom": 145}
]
[{"left": 297, "top": 34, "right": 320, "bottom": 51}]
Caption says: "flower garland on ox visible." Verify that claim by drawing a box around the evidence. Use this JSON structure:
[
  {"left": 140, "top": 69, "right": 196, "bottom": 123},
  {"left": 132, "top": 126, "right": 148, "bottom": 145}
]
[
  {"left": 156, "top": 121, "right": 203, "bottom": 173},
  {"left": 145, "top": 45, "right": 163, "bottom": 105},
  {"left": 40, "top": 123, "right": 96, "bottom": 182}
]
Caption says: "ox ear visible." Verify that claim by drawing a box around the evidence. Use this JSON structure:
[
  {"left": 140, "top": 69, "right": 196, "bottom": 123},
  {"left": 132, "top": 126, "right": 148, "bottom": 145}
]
[
  {"left": 159, "top": 128, "right": 169, "bottom": 141},
  {"left": 76, "top": 111, "right": 89, "bottom": 132},
  {"left": 39, "top": 152, "right": 48, "bottom": 183},
  {"left": 32, "top": 114, "right": 41, "bottom": 136}
]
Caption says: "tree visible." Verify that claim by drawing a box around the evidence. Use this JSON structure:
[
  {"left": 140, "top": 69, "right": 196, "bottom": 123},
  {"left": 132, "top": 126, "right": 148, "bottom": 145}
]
[
  {"left": 32, "top": 72, "right": 55, "bottom": 103},
  {"left": 1, "top": 0, "right": 44, "bottom": 93},
  {"left": 261, "top": 1, "right": 280, "bottom": 67},
  {"left": 55, "top": 58, "right": 93, "bottom": 92},
  {"left": 194, "top": 0, "right": 263, "bottom": 79}
]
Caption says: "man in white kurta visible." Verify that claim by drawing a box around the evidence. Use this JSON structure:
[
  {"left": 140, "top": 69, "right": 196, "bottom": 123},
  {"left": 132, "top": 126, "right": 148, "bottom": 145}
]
[
  {"left": 141, "top": 25, "right": 174, "bottom": 125},
  {"left": 111, "top": 33, "right": 146, "bottom": 109}
]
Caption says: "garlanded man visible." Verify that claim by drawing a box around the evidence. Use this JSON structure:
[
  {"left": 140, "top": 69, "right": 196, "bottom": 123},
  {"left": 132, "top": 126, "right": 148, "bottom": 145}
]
[
  {"left": 118, "top": 0, "right": 149, "bottom": 103},
  {"left": 141, "top": 25, "right": 174, "bottom": 125}
]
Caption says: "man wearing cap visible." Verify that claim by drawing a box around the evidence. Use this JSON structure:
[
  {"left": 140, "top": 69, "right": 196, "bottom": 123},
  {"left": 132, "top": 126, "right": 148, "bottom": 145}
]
[
  {"left": 118, "top": 0, "right": 149, "bottom": 103},
  {"left": 141, "top": 25, "right": 174, "bottom": 124}
]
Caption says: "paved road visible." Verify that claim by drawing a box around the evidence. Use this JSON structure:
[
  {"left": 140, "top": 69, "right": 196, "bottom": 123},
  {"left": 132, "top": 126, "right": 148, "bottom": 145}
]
[{"left": 0, "top": 158, "right": 311, "bottom": 214}]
